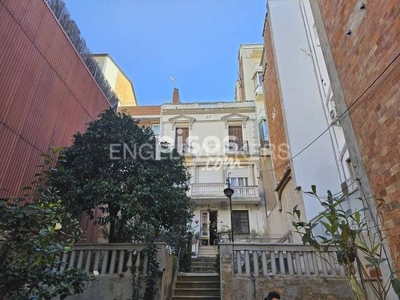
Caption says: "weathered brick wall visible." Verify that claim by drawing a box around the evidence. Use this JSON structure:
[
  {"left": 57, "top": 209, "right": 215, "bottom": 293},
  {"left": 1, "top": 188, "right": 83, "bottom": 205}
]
[
  {"left": 316, "top": 0, "right": 400, "bottom": 269},
  {"left": 262, "top": 17, "right": 290, "bottom": 184}
]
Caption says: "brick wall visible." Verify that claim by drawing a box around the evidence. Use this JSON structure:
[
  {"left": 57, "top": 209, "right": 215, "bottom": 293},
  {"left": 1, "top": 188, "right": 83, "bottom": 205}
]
[
  {"left": 262, "top": 17, "right": 290, "bottom": 184},
  {"left": 316, "top": 0, "right": 400, "bottom": 269}
]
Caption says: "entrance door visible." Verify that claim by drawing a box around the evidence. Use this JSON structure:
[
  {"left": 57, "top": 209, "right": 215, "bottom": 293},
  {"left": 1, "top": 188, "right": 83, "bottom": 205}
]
[
  {"left": 209, "top": 211, "right": 218, "bottom": 245},
  {"left": 200, "top": 211, "right": 209, "bottom": 245}
]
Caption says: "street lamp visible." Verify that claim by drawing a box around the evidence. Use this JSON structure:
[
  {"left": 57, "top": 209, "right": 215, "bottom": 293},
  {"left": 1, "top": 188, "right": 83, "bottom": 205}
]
[{"left": 223, "top": 177, "right": 234, "bottom": 243}]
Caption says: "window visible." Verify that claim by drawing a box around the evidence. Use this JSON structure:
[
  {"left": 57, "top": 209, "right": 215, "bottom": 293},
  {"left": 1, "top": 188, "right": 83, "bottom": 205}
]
[
  {"left": 253, "top": 72, "right": 263, "bottom": 91},
  {"left": 258, "top": 119, "right": 269, "bottom": 147},
  {"left": 230, "top": 177, "right": 248, "bottom": 187},
  {"left": 152, "top": 124, "right": 160, "bottom": 137},
  {"left": 175, "top": 127, "right": 189, "bottom": 153},
  {"left": 232, "top": 210, "right": 250, "bottom": 234}
]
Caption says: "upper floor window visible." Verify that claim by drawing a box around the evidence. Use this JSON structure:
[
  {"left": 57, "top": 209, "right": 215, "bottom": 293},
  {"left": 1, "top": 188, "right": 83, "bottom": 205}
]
[
  {"left": 227, "top": 125, "right": 248, "bottom": 152},
  {"left": 258, "top": 119, "right": 269, "bottom": 147},
  {"left": 253, "top": 72, "right": 263, "bottom": 91},
  {"left": 175, "top": 127, "right": 189, "bottom": 154},
  {"left": 230, "top": 177, "right": 248, "bottom": 187},
  {"left": 152, "top": 124, "right": 160, "bottom": 137}
]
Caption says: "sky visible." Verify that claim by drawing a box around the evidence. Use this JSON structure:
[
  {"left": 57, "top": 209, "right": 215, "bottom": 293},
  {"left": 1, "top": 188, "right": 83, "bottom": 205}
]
[{"left": 63, "top": 0, "right": 266, "bottom": 105}]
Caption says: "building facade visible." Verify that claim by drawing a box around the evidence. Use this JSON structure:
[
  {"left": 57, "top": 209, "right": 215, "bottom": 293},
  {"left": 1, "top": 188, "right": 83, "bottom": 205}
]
[
  {"left": 92, "top": 54, "right": 138, "bottom": 108},
  {"left": 261, "top": 0, "right": 363, "bottom": 240},
  {"left": 128, "top": 89, "right": 268, "bottom": 250}
]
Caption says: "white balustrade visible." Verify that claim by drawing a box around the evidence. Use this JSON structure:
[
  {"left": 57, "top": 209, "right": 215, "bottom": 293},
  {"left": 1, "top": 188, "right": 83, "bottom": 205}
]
[
  {"left": 189, "top": 183, "right": 259, "bottom": 199},
  {"left": 229, "top": 243, "right": 345, "bottom": 278},
  {"left": 55, "top": 243, "right": 152, "bottom": 275}
]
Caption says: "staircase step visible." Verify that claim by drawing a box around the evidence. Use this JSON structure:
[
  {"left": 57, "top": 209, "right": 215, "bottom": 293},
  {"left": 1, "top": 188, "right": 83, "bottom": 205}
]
[
  {"left": 176, "top": 281, "right": 220, "bottom": 289},
  {"left": 174, "top": 288, "right": 220, "bottom": 297},
  {"left": 174, "top": 273, "right": 220, "bottom": 300},
  {"left": 172, "top": 297, "right": 220, "bottom": 300},
  {"left": 177, "top": 274, "right": 219, "bottom": 281}
]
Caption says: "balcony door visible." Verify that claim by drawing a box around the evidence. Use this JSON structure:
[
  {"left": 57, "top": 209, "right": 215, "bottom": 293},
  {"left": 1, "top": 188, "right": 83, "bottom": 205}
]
[
  {"left": 228, "top": 125, "right": 245, "bottom": 151},
  {"left": 175, "top": 127, "right": 189, "bottom": 153}
]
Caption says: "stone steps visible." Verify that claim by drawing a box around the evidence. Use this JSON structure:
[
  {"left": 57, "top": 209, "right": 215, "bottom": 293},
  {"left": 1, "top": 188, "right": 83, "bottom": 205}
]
[
  {"left": 172, "top": 273, "right": 220, "bottom": 300},
  {"left": 197, "top": 245, "right": 218, "bottom": 257},
  {"left": 191, "top": 256, "right": 217, "bottom": 273}
]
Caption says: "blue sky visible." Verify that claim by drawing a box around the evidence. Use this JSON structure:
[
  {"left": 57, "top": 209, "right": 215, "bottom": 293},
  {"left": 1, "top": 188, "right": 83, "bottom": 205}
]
[{"left": 63, "top": 0, "right": 266, "bottom": 105}]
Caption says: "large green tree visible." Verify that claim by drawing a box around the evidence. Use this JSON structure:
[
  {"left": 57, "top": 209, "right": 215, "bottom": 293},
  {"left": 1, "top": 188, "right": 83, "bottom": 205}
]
[{"left": 49, "top": 109, "right": 192, "bottom": 243}]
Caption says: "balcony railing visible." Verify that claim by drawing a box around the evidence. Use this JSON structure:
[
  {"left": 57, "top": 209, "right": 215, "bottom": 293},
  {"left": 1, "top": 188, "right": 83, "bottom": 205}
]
[{"left": 189, "top": 183, "right": 259, "bottom": 199}]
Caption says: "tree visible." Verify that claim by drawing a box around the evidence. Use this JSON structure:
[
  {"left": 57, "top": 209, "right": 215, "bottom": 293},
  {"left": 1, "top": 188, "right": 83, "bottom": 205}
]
[
  {"left": 0, "top": 151, "right": 88, "bottom": 300},
  {"left": 290, "top": 185, "right": 400, "bottom": 300},
  {"left": 49, "top": 109, "right": 193, "bottom": 243}
]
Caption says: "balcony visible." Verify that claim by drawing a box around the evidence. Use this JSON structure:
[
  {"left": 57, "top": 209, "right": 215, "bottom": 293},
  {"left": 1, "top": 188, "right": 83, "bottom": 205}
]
[
  {"left": 225, "top": 140, "right": 249, "bottom": 154},
  {"left": 189, "top": 183, "right": 260, "bottom": 204}
]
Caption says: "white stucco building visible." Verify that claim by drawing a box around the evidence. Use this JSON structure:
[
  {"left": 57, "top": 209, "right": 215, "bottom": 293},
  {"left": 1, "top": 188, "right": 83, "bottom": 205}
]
[
  {"left": 128, "top": 88, "right": 269, "bottom": 253},
  {"left": 261, "top": 0, "right": 362, "bottom": 239}
]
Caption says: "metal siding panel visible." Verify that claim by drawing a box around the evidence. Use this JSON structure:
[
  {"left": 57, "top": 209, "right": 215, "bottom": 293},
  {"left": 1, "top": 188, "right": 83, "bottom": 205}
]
[
  {"left": 1, "top": 0, "right": 29, "bottom": 24},
  {"left": 21, "top": 1, "right": 44, "bottom": 42},
  {"left": 0, "top": 0, "right": 110, "bottom": 211}
]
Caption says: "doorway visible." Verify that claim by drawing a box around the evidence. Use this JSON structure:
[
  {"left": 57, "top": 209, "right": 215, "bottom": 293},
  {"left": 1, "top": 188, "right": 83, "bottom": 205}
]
[{"left": 209, "top": 211, "right": 218, "bottom": 245}]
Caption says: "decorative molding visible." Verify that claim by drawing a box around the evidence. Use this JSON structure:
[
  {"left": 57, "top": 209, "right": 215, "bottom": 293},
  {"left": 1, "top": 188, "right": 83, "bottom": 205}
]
[
  {"left": 221, "top": 113, "right": 249, "bottom": 129},
  {"left": 168, "top": 114, "right": 196, "bottom": 130},
  {"left": 162, "top": 107, "right": 255, "bottom": 115}
]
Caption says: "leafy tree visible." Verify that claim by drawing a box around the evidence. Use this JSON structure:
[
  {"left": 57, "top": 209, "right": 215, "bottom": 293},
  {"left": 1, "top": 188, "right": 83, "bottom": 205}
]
[
  {"left": 49, "top": 109, "right": 193, "bottom": 243},
  {"left": 290, "top": 185, "right": 400, "bottom": 300},
  {"left": 0, "top": 152, "right": 88, "bottom": 300}
]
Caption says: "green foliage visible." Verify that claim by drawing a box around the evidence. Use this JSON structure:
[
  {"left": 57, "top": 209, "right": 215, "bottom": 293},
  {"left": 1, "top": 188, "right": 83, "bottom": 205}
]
[
  {"left": 0, "top": 154, "right": 88, "bottom": 300},
  {"left": 290, "top": 186, "right": 400, "bottom": 300},
  {"left": 49, "top": 109, "right": 193, "bottom": 243}
]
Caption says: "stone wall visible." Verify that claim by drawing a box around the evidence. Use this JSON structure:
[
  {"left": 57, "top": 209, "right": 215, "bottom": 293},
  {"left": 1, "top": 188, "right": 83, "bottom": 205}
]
[{"left": 220, "top": 244, "right": 354, "bottom": 300}]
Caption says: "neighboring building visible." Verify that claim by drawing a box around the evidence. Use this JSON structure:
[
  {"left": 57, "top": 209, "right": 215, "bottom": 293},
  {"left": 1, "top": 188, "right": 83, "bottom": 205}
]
[
  {"left": 235, "top": 45, "right": 279, "bottom": 237},
  {"left": 93, "top": 54, "right": 138, "bottom": 108},
  {"left": 309, "top": 0, "right": 400, "bottom": 289},
  {"left": 128, "top": 89, "right": 268, "bottom": 250},
  {"left": 0, "top": 0, "right": 111, "bottom": 242},
  {"left": 261, "top": 0, "right": 359, "bottom": 241}
]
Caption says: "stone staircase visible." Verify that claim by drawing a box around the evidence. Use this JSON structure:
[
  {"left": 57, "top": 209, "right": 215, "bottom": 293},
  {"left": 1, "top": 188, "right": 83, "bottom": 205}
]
[
  {"left": 191, "top": 257, "right": 216, "bottom": 273},
  {"left": 172, "top": 246, "right": 220, "bottom": 299},
  {"left": 197, "top": 245, "right": 218, "bottom": 257},
  {"left": 172, "top": 273, "right": 220, "bottom": 300}
]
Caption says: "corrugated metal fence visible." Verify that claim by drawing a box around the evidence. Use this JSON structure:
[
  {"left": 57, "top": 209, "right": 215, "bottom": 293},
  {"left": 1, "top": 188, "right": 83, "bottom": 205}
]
[{"left": 0, "top": 0, "right": 111, "bottom": 241}]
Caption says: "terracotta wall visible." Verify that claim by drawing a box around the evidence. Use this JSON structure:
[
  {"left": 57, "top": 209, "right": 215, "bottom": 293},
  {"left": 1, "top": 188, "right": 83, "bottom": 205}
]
[{"left": 262, "top": 17, "right": 290, "bottom": 184}]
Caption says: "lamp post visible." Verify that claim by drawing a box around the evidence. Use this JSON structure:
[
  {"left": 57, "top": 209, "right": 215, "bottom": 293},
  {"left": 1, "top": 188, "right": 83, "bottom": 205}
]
[{"left": 223, "top": 178, "right": 234, "bottom": 243}]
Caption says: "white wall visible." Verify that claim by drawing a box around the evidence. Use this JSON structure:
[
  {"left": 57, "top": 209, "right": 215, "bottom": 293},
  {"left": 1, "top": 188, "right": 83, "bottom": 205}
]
[{"left": 268, "top": 0, "right": 342, "bottom": 219}]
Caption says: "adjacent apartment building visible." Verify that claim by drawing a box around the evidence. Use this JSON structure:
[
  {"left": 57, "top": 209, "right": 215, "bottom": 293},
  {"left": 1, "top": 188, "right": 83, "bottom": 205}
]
[
  {"left": 261, "top": 0, "right": 363, "bottom": 241},
  {"left": 92, "top": 54, "right": 138, "bottom": 108}
]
